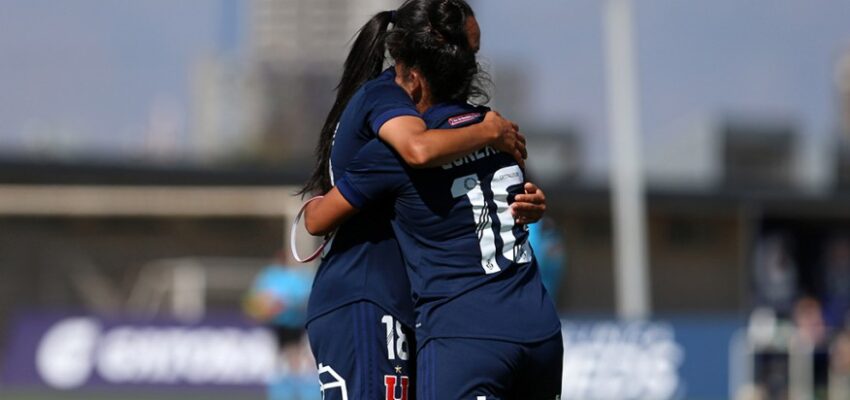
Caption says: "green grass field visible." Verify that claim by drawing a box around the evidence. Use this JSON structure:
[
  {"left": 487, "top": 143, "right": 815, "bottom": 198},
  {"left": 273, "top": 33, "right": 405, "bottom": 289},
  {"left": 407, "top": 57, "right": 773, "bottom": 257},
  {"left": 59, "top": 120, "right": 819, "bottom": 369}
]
[{"left": 0, "top": 390, "right": 265, "bottom": 400}]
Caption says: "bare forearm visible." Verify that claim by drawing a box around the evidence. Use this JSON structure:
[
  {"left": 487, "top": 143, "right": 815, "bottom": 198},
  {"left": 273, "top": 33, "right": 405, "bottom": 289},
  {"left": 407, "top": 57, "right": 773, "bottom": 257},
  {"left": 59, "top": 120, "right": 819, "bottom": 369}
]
[
  {"left": 409, "top": 123, "right": 497, "bottom": 168},
  {"left": 304, "top": 200, "right": 333, "bottom": 236},
  {"left": 380, "top": 112, "right": 525, "bottom": 169},
  {"left": 303, "top": 190, "right": 359, "bottom": 236}
]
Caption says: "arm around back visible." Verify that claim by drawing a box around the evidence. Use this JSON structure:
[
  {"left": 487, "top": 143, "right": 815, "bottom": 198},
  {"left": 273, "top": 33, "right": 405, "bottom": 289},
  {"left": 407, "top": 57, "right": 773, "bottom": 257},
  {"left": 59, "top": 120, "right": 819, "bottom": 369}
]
[
  {"left": 303, "top": 189, "right": 359, "bottom": 237},
  {"left": 379, "top": 111, "right": 525, "bottom": 169}
]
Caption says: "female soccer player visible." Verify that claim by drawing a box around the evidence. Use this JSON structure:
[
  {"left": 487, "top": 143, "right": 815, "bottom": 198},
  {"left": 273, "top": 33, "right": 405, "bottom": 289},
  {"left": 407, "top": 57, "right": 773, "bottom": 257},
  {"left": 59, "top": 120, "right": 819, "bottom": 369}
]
[
  {"left": 304, "top": 3, "right": 563, "bottom": 399},
  {"left": 300, "top": 1, "right": 547, "bottom": 399}
]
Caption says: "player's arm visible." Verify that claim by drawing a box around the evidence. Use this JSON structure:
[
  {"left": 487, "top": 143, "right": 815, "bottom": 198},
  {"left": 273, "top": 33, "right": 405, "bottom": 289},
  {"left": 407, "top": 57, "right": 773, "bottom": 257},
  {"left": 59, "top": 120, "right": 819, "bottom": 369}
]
[
  {"left": 304, "top": 140, "right": 406, "bottom": 237},
  {"left": 304, "top": 164, "right": 548, "bottom": 236},
  {"left": 303, "top": 188, "right": 359, "bottom": 237},
  {"left": 379, "top": 112, "right": 527, "bottom": 169}
]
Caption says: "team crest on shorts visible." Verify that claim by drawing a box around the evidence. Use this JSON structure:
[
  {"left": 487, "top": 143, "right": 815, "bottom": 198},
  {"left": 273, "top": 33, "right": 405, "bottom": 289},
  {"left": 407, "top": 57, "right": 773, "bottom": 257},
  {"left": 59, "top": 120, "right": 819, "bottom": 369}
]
[{"left": 384, "top": 375, "right": 410, "bottom": 400}]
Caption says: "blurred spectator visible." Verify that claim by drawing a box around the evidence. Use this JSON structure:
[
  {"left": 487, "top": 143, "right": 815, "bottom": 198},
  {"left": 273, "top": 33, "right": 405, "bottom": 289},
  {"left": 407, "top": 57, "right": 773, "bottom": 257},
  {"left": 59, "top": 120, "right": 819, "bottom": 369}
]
[
  {"left": 793, "top": 296, "right": 828, "bottom": 347},
  {"left": 793, "top": 296, "right": 832, "bottom": 398},
  {"left": 757, "top": 354, "right": 790, "bottom": 400},
  {"left": 244, "top": 251, "right": 318, "bottom": 400},
  {"left": 735, "top": 383, "right": 768, "bottom": 400},
  {"left": 822, "top": 236, "right": 850, "bottom": 328},
  {"left": 528, "top": 217, "right": 566, "bottom": 302},
  {"left": 829, "top": 331, "right": 850, "bottom": 400},
  {"left": 245, "top": 252, "right": 313, "bottom": 329},
  {"left": 753, "top": 234, "right": 798, "bottom": 316}
]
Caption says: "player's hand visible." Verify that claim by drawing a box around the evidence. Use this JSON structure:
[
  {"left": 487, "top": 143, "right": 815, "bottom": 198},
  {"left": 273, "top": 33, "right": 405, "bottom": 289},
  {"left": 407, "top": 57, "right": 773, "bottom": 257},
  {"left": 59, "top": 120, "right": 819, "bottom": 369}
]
[
  {"left": 484, "top": 111, "right": 527, "bottom": 169},
  {"left": 511, "top": 182, "right": 546, "bottom": 224}
]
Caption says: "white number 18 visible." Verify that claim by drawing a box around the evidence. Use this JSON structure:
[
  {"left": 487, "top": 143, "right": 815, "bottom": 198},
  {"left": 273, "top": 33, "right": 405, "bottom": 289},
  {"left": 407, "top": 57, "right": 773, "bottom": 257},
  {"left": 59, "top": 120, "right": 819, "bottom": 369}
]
[{"left": 381, "top": 315, "right": 408, "bottom": 361}]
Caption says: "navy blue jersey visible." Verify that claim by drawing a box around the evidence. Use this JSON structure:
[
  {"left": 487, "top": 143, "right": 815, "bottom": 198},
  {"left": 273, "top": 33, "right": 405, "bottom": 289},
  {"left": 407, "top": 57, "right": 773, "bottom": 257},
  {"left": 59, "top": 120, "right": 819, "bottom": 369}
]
[
  {"left": 306, "top": 68, "right": 418, "bottom": 327},
  {"left": 336, "top": 102, "right": 562, "bottom": 347}
]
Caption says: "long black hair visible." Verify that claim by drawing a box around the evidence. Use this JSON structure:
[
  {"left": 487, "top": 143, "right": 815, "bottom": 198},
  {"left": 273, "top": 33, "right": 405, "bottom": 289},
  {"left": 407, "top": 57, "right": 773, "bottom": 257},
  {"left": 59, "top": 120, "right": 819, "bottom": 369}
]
[{"left": 300, "top": 0, "right": 485, "bottom": 196}]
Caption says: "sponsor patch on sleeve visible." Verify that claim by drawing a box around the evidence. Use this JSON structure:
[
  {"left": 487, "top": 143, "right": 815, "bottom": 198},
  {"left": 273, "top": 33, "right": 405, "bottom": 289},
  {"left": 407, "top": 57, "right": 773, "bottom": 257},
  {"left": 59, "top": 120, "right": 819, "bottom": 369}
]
[{"left": 448, "top": 113, "right": 482, "bottom": 127}]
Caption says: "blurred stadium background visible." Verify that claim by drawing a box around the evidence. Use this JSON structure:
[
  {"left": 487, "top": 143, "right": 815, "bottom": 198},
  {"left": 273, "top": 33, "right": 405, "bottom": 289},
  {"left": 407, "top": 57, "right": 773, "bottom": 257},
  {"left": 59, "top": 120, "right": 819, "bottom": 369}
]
[{"left": 2, "top": 0, "right": 850, "bottom": 399}]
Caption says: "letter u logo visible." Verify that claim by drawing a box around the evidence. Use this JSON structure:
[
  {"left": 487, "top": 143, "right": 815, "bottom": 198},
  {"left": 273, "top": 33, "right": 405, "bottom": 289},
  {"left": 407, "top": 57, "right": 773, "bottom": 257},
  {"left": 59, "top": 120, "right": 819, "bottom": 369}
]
[{"left": 384, "top": 375, "right": 409, "bottom": 400}]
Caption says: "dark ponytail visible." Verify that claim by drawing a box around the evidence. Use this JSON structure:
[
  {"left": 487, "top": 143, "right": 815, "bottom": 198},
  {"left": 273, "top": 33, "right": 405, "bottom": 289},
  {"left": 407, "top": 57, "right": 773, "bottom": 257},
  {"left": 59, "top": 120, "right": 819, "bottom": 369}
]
[
  {"left": 300, "top": 10, "right": 393, "bottom": 196},
  {"left": 300, "top": 0, "right": 487, "bottom": 196}
]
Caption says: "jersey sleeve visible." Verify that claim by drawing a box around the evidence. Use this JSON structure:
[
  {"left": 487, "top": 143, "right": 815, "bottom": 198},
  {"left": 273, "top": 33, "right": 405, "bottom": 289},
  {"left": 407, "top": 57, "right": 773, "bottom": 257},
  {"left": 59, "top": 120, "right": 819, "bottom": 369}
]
[
  {"left": 336, "top": 139, "right": 407, "bottom": 210},
  {"left": 365, "top": 83, "right": 420, "bottom": 134}
]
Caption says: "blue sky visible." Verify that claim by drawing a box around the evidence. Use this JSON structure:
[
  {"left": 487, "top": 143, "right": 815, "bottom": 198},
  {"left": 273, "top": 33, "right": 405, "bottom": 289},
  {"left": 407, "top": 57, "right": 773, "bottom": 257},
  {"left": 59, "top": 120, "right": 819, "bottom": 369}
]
[
  {"left": 475, "top": 0, "right": 850, "bottom": 174},
  {"left": 0, "top": 0, "right": 220, "bottom": 157},
  {"left": 2, "top": 0, "right": 850, "bottom": 176}
]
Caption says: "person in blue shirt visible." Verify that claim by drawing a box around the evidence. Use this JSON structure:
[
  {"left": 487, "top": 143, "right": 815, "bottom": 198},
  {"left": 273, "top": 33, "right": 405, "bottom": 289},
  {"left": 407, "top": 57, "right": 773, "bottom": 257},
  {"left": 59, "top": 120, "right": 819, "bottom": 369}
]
[
  {"left": 528, "top": 218, "right": 567, "bottom": 302},
  {"left": 303, "top": 8, "right": 562, "bottom": 400},
  {"left": 245, "top": 254, "right": 318, "bottom": 400},
  {"left": 246, "top": 260, "right": 313, "bottom": 332},
  {"left": 298, "top": 1, "right": 548, "bottom": 399}
]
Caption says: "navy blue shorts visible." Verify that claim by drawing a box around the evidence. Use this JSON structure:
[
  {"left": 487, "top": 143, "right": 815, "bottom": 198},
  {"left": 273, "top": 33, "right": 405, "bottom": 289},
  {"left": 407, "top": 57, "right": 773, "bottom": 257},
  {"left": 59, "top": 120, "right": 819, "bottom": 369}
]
[
  {"left": 307, "top": 301, "right": 415, "bottom": 400},
  {"left": 417, "top": 332, "right": 563, "bottom": 400}
]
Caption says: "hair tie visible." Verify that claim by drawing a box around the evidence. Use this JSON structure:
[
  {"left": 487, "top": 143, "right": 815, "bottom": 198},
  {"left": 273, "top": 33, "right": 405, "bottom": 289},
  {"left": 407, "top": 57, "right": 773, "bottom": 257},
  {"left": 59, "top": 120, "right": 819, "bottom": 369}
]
[{"left": 390, "top": 10, "right": 397, "bottom": 24}]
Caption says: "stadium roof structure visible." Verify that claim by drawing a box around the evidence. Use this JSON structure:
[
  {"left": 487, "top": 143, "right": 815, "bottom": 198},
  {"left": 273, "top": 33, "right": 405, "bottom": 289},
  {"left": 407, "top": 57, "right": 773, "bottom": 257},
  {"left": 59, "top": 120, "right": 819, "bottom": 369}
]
[
  {"left": 0, "top": 159, "right": 307, "bottom": 217},
  {"left": 0, "top": 158, "right": 306, "bottom": 187},
  {"left": 1, "top": 157, "right": 849, "bottom": 218}
]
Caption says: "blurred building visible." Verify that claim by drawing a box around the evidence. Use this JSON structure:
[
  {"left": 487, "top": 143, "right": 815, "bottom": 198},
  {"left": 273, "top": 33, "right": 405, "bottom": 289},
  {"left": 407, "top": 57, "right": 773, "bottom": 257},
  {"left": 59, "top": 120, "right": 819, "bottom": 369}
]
[
  {"left": 489, "top": 63, "right": 530, "bottom": 121},
  {"left": 492, "top": 63, "right": 584, "bottom": 184},
  {"left": 192, "top": 57, "right": 251, "bottom": 164},
  {"left": 548, "top": 114, "right": 850, "bottom": 314},
  {"left": 190, "top": 0, "right": 398, "bottom": 167},
  {"left": 244, "top": 0, "right": 396, "bottom": 166},
  {"left": 525, "top": 129, "right": 582, "bottom": 184},
  {"left": 190, "top": 0, "right": 258, "bottom": 165},
  {"left": 837, "top": 49, "right": 850, "bottom": 190},
  {"left": 838, "top": 50, "right": 850, "bottom": 142},
  {"left": 645, "top": 117, "right": 803, "bottom": 192},
  {"left": 721, "top": 119, "right": 797, "bottom": 191},
  {"left": 840, "top": 145, "right": 850, "bottom": 190},
  {"left": 250, "top": 0, "right": 392, "bottom": 65},
  {"left": 644, "top": 116, "right": 721, "bottom": 189}
]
